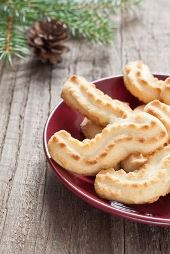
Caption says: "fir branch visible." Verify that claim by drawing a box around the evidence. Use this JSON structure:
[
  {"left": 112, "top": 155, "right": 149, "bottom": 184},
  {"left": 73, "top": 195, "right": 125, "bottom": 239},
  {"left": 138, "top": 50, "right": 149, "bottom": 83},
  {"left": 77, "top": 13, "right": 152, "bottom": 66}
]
[
  {"left": 49, "top": 10, "right": 116, "bottom": 43},
  {"left": 4, "top": 16, "right": 14, "bottom": 53},
  {"left": 0, "top": 0, "right": 143, "bottom": 64},
  {"left": 0, "top": 13, "right": 29, "bottom": 64}
]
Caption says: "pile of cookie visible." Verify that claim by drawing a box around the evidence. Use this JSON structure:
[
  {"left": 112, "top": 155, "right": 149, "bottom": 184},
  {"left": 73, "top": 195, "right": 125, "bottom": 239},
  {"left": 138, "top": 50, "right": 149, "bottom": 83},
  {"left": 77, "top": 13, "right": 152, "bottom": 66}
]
[{"left": 48, "top": 61, "right": 170, "bottom": 204}]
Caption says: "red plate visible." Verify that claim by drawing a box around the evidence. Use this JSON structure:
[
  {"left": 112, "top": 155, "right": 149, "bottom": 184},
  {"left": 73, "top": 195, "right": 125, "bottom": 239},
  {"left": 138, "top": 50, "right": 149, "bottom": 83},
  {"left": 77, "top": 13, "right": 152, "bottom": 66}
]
[{"left": 43, "top": 75, "right": 170, "bottom": 226}]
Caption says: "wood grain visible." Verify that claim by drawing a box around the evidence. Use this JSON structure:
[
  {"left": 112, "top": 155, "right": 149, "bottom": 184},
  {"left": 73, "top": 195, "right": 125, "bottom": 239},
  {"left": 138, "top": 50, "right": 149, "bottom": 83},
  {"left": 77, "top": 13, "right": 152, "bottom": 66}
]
[{"left": 0, "top": 1, "right": 170, "bottom": 253}]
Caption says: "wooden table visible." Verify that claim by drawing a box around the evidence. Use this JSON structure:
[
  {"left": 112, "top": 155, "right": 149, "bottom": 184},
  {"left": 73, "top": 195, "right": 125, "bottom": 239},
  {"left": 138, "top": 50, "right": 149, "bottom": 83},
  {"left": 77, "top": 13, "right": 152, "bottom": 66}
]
[{"left": 0, "top": 1, "right": 170, "bottom": 253}]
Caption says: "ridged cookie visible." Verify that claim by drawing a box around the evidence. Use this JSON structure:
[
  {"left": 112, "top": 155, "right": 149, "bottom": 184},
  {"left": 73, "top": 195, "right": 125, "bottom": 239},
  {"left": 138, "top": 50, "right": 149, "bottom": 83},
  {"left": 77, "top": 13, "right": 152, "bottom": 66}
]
[
  {"left": 61, "top": 75, "right": 132, "bottom": 127},
  {"left": 80, "top": 117, "right": 102, "bottom": 139},
  {"left": 81, "top": 118, "right": 148, "bottom": 172},
  {"left": 123, "top": 61, "right": 164, "bottom": 103},
  {"left": 134, "top": 104, "right": 145, "bottom": 112},
  {"left": 160, "top": 77, "right": 170, "bottom": 105},
  {"left": 144, "top": 99, "right": 170, "bottom": 139},
  {"left": 95, "top": 145, "right": 170, "bottom": 204},
  {"left": 120, "top": 153, "right": 147, "bottom": 173},
  {"left": 81, "top": 104, "right": 147, "bottom": 172},
  {"left": 48, "top": 112, "right": 168, "bottom": 176},
  {"left": 81, "top": 104, "right": 145, "bottom": 139}
]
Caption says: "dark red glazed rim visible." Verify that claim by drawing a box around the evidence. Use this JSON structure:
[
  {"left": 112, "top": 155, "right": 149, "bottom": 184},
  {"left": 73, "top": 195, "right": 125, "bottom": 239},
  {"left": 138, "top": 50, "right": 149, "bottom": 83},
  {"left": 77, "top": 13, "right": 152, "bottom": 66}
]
[{"left": 43, "top": 74, "right": 170, "bottom": 226}]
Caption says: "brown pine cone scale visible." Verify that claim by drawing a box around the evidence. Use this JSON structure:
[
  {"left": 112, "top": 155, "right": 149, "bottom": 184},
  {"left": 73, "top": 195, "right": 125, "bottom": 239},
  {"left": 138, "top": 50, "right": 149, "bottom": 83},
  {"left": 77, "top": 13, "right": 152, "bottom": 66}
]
[{"left": 27, "top": 19, "right": 69, "bottom": 64}]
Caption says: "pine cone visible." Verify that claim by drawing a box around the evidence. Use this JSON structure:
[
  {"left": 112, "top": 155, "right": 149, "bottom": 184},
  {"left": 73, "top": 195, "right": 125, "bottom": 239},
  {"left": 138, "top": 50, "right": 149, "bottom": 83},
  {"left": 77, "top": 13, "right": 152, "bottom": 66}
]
[{"left": 27, "top": 19, "right": 69, "bottom": 64}]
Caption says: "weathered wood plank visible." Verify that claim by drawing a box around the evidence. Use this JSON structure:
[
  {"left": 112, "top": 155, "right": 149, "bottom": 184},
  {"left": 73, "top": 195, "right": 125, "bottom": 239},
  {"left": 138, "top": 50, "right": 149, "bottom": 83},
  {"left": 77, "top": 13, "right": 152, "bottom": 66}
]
[
  {"left": 124, "top": 222, "right": 170, "bottom": 254},
  {"left": 0, "top": 59, "right": 51, "bottom": 253},
  {"left": 0, "top": 62, "right": 19, "bottom": 241}
]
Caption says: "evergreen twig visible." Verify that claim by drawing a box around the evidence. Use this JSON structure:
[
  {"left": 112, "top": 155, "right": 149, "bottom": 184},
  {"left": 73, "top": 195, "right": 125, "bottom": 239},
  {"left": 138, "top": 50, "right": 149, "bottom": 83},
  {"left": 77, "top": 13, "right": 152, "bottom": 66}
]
[{"left": 0, "top": 0, "right": 143, "bottom": 64}]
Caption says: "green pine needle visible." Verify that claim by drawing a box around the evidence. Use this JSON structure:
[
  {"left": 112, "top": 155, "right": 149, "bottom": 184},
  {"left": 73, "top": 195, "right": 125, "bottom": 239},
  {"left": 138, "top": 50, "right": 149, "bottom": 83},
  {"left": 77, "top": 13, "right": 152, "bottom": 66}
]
[{"left": 0, "top": 0, "right": 143, "bottom": 64}]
